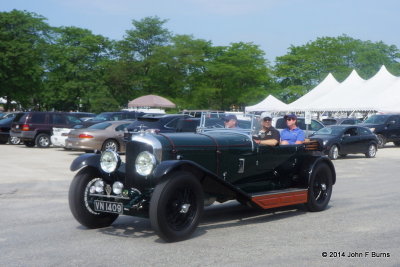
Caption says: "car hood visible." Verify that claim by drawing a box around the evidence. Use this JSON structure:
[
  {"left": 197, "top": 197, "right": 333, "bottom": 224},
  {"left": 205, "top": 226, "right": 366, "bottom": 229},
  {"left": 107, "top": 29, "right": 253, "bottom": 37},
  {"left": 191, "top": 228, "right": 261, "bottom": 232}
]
[
  {"left": 358, "top": 123, "right": 381, "bottom": 128},
  {"left": 310, "top": 134, "right": 338, "bottom": 141}
]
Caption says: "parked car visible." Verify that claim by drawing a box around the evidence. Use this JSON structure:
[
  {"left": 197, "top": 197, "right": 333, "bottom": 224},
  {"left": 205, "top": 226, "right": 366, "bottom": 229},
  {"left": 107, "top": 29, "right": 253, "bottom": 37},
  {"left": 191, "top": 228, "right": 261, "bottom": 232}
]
[
  {"left": 310, "top": 125, "right": 378, "bottom": 160},
  {"left": 359, "top": 114, "right": 400, "bottom": 148},
  {"left": 10, "top": 112, "right": 83, "bottom": 148},
  {"left": 322, "top": 118, "right": 363, "bottom": 126},
  {"left": 66, "top": 121, "right": 132, "bottom": 153},
  {"left": 273, "top": 116, "right": 325, "bottom": 135},
  {"left": 70, "top": 112, "right": 96, "bottom": 122},
  {"left": 68, "top": 113, "right": 336, "bottom": 242},
  {"left": 123, "top": 114, "right": 191, "bottom": 141},
  {"left": 79, "top": 111, "right": 144, "bottom": 128},
  {"left": 51, "top": 128, "right": 72, "bottom": 148},
  {"left": 0, "top": 114, "right": 24, "bottom": 144}
]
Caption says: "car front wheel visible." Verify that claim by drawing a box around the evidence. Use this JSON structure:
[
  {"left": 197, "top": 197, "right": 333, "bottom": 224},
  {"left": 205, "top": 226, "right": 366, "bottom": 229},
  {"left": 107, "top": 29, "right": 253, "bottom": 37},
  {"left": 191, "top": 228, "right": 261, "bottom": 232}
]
[
  {"left": 365, "top": 144, "right": 377, "bottom": 158},
  {"left": 328, "top": 145, "right": 339, "bottom": 160},
  {"left": 306, "top": 163, "right": 333, "bottom": 212},
  {"left": 9, "top": 136, "right": 21, "bottom": 145},
  {"left": 150, "top": 171, "right": 204, "bottom": 242},
  {"left": 69, "top": 167, "right": 118, "bottom": 228}
]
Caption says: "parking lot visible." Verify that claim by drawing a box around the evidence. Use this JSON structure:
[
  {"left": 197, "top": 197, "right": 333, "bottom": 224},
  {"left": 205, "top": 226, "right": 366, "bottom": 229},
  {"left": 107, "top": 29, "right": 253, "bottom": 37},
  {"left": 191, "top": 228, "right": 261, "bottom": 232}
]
[{"left": 0, "top": 144, "right": 399, "bottom": 266}]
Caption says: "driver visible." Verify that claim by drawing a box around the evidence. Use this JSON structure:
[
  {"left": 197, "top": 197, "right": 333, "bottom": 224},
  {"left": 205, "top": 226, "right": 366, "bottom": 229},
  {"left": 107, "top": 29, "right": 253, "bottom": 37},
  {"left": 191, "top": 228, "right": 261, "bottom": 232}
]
[
  {"left": 253, "top": 112, "right": 280, "bottom": 146},
  {"left": 224, "top": 114, "right": 239, "bottom": 128}
]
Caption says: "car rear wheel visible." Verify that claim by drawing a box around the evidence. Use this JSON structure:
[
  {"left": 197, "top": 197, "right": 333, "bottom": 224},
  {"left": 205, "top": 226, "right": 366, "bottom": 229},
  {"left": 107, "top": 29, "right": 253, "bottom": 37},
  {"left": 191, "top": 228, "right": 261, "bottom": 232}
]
[
  {"left": 24, "top": 141, "right": 35, "bottom": 147},
  {"left": 306, "top": 163, "right": 333, "bottom": 212},
  {"left": 376, "top": 134, "right": 386, "bottom": 148},
  {"left": 69, "top": 167, "right": 118, "bottom": 228},
  {"left": 36, "top": 133, "right": 51, "bottom": 148},
  {"left": 102, "top": 139, "right": 119, "bottom": 152},
  {"left": 365, "top": 144, "right": 377, "bottom": 158},
  {"left": 328, "top": 145, "right": 339, "bottom": 160},
  {"left": 150, "top": 171, "right": 204, "bottom": 242}
]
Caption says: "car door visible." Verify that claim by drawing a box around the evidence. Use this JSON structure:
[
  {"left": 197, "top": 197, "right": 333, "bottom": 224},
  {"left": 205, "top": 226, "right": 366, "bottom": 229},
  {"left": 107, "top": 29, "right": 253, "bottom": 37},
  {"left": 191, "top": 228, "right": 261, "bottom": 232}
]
[
  {"left": 340, "top": 127, "right": 360, "bottom": 153},
  {"left": 385, "top": 115, "right": 400, "bottom": 141},
  {"left": 357, "top": 127, "right": 374, "bottom": 152}
]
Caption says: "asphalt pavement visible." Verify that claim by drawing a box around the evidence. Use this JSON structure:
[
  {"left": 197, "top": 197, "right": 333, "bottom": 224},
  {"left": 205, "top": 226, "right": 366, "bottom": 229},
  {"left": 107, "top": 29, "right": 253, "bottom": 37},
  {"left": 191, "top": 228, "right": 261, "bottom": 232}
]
[{"left": 0, "top": 144, "right": 399, "bottom": 266}]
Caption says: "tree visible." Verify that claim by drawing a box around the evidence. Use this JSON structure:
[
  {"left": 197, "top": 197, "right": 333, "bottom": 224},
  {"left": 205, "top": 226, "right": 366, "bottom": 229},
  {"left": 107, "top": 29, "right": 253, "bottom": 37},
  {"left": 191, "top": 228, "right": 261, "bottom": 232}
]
[
  {"left": 274, "top": 35, "right": 400, "bottom": 103},
  {"left": 199, "top": 42, "right": 273, "bottom": 110},
  {"left": 0, "top": 10, "right": 50, "bottom": 110},
  {"left": 42, "top": 26, "right": 115, "bottom": 111}
]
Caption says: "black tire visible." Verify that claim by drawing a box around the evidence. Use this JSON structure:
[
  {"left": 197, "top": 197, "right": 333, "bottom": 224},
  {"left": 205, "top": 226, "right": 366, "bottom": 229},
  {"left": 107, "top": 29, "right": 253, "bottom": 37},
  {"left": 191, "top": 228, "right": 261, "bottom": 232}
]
[
  {"left": 69, "top": 167, "right": 118, "bottom": 228},
  {"left": 102, "top": 139, "right": 119, "bottom": 152},
  {"left": 339, "top": 154, "right": 347, "bottom": 158},
  {"left": 306, "top": 163, "right": 333, "bottom": 212},
  {"left": 35, "top": 133, "right": 51, "bottom": 148},
  {"left": 150, "top": 171, "right": 204, "bottom": 242},
  {"left": 9, "top": 136, "right": 21, "bottom": 145},
  {"left": 393, "top": 141, "right": 400, "bottom": 147},
  {"left": 376, "top": 134, "right": 386, "bottom": 148},
  {"left": 24, "top": 141, "right": 35, "bottom": 147},
  {"left": 328, "top": 145, "right": 339, "bottom": 160},
  {"left": 365, "top": 144, "right": 377, "bottom": 158}
]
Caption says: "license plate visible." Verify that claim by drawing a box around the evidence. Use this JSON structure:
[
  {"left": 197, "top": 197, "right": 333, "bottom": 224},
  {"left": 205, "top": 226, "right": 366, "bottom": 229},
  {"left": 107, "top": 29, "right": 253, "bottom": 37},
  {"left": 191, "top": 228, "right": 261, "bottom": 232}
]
[{"left": 94, "top": 200, "right": 123, "bottom": 214}]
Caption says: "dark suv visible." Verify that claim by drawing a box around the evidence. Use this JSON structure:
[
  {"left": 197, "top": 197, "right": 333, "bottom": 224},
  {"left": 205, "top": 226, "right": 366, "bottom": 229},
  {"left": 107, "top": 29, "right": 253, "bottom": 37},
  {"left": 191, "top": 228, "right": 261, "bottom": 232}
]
[
  {"left": 359, "top": 114, "right": 400, "bottom": 147},
  {"left": 10, "top": 112, "right": 83, "bottom": 148}
]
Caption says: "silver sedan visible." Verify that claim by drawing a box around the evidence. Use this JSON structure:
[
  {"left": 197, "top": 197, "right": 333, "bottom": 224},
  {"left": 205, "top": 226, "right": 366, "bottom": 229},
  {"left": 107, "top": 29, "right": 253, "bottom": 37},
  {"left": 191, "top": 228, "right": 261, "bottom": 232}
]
[{"left": 65, "top": 121, "right": 131, "bottom": 153}]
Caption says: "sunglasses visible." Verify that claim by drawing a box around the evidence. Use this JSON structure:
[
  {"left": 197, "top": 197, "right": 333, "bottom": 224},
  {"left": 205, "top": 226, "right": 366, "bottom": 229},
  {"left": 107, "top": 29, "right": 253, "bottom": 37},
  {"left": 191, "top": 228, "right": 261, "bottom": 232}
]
[
  {"left": 263, "top": 118, "right": 272, "bottom": 122},
  {"left": 286, "top": 118, "right": 296, "bottom": 121}
]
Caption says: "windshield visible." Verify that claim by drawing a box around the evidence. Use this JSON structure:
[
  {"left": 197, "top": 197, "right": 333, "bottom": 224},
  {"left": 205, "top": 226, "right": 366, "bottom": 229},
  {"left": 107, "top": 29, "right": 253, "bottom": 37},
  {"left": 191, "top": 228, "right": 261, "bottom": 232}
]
[
  {"left": 314, "top": 126, "right": 345, "bottom": 136},
  {"left": 364, "top": 115, "right": 389, "bottom": 124},
  {"left": 93, "top": 113, "right": 113, "bottom": 121},
  {"left": 199, "top": 112, "right": 257, "bottom": 135},
  {"left": 88, "top": 122, "right": 112, "bottom": 130}
]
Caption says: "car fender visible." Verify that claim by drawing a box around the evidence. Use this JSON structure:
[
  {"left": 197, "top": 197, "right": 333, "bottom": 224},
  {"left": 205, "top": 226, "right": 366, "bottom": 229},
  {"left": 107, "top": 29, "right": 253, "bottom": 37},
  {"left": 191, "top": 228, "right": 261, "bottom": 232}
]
[
  {"left": 300, "top": 155, "right": 336, "bottom": 186},
  {"left": 152, "top": 160, "right": 249, "bottom": 202},
  {"left": 70, "top": 153, "right": 101, "bottom": 171}
]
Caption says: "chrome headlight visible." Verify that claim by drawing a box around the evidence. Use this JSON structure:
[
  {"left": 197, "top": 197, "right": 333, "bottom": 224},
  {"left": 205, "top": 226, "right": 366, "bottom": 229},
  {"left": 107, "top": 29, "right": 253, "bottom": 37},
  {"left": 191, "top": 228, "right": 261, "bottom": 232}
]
[
  {"left": 323, "top": 140, "right": 328, "bottom": 146},
  {"left": 100, "top": 150, "right": 120, "bottom": 173},
  {"left": 112, "top": 181, "right": 124, "bottom": 195},
  {"left": 369, "top": 128, "right": 375, "bottom": 132},
  {"left": 135, "top": 151, "right": 156, "bottom": 176}
]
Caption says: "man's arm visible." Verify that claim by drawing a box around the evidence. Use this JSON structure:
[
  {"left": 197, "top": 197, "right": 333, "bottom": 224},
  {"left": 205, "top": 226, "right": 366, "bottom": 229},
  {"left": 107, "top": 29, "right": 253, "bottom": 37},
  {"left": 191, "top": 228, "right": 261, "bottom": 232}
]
[{"left": 295, "top": 130, "right": 305, "bottom": 144}]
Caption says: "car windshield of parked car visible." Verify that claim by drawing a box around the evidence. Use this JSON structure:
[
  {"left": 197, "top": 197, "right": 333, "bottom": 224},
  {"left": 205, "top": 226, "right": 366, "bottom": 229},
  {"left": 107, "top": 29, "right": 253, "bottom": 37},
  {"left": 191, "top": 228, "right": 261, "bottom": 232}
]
[
  {"left": 88, "top": 122, "right": 112, "bottom": 130},
  {"left": 92, "top": 113, "right": 112, "bottom": 121},
  {"left": 364, "top": 115, "right": 389, "bottom": 124},
  {"left": 322, "top": 119, "right": 337, "bottom": 125},
  {"left": 314, "top": 126, "right": 344, "bottom": 136}
]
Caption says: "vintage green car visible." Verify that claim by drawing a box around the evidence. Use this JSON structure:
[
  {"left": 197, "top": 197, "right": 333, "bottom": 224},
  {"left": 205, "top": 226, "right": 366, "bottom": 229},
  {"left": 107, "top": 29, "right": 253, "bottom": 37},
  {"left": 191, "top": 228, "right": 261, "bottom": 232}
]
[{"left": 69, "top": 113, "right": 336, "bottom": 242}]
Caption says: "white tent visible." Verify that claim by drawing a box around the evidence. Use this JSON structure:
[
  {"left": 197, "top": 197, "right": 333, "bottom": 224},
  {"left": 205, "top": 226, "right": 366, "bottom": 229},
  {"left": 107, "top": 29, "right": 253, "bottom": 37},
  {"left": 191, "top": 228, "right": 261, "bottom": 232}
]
[
  {"left": 245, "top": 95, "right": 288, "bottom": 112},
  {"left": 289, "top": 73, "right": 339, "bottom": 111},
  {"left": 285, "top": 66, "right": 400, "bottom": 113},
  {"left": 300, "top": 69, "right": 366, "bottom": 111}
]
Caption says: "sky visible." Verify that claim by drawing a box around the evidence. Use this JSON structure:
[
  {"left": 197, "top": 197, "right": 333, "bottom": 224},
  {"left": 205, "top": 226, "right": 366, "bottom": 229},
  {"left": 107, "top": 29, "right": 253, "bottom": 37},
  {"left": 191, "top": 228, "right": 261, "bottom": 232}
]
[{"left": 2, "top": 0, "right": 400, "bottom": 63}]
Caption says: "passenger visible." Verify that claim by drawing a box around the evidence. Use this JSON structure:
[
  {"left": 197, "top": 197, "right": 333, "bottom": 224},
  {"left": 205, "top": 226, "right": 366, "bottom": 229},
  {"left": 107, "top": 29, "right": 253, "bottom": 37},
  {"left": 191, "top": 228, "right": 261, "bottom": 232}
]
[
  {"left": 224, "top": 114, "right": 239, "bottom": 128},
  {"left": 253, "top": 112, "right": 280, "bottom": 146},
  {"left": 280, "top": 114, "right": 305, "bottom": 145}
]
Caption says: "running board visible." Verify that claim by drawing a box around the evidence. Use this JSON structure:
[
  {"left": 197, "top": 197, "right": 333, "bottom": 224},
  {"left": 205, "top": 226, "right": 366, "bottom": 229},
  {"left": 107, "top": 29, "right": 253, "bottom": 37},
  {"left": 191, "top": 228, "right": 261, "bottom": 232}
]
[{"left": 250, "top": 188, "right": 308, "bottom": 209}]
